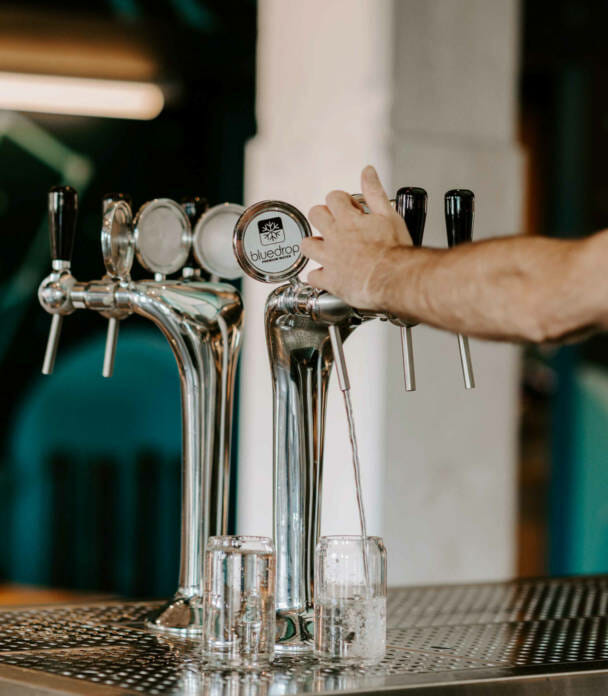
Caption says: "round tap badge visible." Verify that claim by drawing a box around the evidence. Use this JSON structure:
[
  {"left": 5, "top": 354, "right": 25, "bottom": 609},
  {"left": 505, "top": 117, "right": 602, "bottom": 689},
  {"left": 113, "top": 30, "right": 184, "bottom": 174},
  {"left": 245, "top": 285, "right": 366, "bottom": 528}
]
[
  {"left": 233, "top": 201, "right": 311, "bottom": 283},
  {"left": 193, "top": 202, "right": 245, "bottom": 280},
  {"left": 133, "top": 198, "right": 192, "bottom": 276},
  {"left": 101, "top": 200, "right": 134, "bottom": 280}
]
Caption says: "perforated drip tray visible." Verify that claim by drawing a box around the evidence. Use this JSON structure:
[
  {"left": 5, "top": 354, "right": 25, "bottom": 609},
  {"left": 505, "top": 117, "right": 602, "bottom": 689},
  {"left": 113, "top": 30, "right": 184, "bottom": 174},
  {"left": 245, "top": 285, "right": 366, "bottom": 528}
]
[{"left": 0, "top": 577, "right": 607, "bottom": 695}]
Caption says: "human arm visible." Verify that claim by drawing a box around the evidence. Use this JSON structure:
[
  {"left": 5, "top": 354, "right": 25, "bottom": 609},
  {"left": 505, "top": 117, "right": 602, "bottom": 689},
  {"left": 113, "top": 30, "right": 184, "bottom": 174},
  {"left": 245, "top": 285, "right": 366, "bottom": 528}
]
[{"left": 300, "top": 166, "right": 608, "bottom": 343}]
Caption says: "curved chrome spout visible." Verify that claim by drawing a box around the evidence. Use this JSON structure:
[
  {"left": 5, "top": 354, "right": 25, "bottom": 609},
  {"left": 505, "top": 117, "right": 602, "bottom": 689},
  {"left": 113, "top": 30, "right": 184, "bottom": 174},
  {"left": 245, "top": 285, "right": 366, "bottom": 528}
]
[
  {"left": 265, "top": 283, "right": 359, "bottom": 652},
  {"left": 127, "top": 280, "right": 242, "bottom": 632},
  {"left": 44, "top": 276, "right": 243, "bottom": 633}
]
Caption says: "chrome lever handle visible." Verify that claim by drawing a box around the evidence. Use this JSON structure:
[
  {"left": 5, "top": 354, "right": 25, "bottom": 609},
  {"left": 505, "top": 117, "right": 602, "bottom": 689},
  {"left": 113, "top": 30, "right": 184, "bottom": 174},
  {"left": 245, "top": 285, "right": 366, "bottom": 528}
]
[
  {"left": 42, "top": 314, "right": 63, "bottom": 375},
  {"left": 328, "top": 324, "right": 350, "bottom": 392},
  {"left": 102, "top": 317, "right": 120, "bottom": 378},
  {"left": 457, "top": 334, "right": 475, "bottom": 390},
  {"left": 400, "top": 326, "right": 416, "bottom": 392}
]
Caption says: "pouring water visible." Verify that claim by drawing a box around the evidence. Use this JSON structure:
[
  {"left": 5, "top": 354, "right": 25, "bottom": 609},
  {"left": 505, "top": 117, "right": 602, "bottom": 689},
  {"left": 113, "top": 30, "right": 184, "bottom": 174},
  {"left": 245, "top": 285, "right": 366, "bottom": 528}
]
[{"left": 342, "top": 389, "right": 370, "bottom": 592}]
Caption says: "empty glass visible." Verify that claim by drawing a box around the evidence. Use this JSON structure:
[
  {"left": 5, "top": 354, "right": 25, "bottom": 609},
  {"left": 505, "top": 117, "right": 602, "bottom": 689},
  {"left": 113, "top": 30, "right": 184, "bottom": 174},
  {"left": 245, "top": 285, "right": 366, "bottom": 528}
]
[
  {"left": 202, "top": 535, "right": 276, "bottom": 666},
  {"left": 314, "top": 535, "right": 387, "bottom": 665}
]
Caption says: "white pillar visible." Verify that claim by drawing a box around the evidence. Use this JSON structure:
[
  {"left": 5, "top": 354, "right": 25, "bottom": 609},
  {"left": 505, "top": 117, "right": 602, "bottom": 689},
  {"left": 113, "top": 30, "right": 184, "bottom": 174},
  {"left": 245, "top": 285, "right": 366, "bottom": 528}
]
[{"left": 238, "top": 0, "right": 522, "bottom": 585}]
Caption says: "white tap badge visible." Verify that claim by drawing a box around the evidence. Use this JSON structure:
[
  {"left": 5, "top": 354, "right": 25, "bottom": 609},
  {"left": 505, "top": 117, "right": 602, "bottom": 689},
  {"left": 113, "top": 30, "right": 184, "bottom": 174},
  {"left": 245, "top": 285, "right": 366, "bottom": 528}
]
[{"left": 234, "top": 201, "right": 311, "bottom": 282}]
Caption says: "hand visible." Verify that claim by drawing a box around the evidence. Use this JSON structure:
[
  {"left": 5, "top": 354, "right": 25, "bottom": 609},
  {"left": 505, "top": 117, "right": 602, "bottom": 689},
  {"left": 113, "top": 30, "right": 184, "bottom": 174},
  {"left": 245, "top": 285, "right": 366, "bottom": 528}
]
[{"left": 301, "top": 165, "right": 411, "bottom": 311}]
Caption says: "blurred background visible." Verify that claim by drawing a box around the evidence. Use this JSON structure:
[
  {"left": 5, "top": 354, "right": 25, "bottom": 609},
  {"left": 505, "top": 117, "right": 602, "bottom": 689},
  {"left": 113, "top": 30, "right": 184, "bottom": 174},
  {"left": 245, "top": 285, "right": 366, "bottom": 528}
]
[{"left": 0, "top": 0, "right": 606, "bottom": 602}]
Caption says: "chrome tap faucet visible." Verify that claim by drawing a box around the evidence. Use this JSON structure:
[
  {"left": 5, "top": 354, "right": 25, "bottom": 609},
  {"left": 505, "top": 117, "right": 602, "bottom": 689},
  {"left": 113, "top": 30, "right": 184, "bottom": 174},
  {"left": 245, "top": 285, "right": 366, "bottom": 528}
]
[
  {"left": 233, "top": 188, "right": 477, "bottom": 653},
  {"left": 38, "top": 187, "right": 244, "bottom": 634},
  {"left": 233, "top": 201, "right": 360, "bottom": 652}
]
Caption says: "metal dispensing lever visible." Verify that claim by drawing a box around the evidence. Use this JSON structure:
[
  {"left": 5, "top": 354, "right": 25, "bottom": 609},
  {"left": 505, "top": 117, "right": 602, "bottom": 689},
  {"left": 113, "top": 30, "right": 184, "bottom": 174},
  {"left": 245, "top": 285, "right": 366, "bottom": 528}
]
[
  {"left": 445, "top": 189, "right": 476, "bottom": 390},
  {"left": 41, "top": 186, "right": 78, "bottom": 375},
  {"left": 395, "top": 187, "right": 427, "bottom": 391},
  {"left": 100, "top": 193, "right": 134, "bottom": 378},
  {"left": 328, "top": 324, "right": 351, "bottom": 392}
]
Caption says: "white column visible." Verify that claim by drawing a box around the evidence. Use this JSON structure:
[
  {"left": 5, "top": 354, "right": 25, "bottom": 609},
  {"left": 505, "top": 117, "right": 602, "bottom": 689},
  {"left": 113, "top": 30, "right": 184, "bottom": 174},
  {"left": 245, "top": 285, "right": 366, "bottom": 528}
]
[{"left": 238, "top": 0, "right": 522, "bottom": 585}]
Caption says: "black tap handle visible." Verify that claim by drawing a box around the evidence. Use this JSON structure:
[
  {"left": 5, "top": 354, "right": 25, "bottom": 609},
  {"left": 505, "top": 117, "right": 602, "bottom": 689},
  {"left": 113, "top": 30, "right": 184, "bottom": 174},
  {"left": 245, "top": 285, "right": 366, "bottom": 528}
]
[
  {"left": 48, "top": 186, "right": 78, "bottom": 264},
  {"left": 445, "top": 189, "right": 474, "bottom": 247},
  {"left": 396, "top": 187, "right": 427, "bottom": 247},
  {"left": 102, "top": 192, "right": 133, "bottom": 213}
]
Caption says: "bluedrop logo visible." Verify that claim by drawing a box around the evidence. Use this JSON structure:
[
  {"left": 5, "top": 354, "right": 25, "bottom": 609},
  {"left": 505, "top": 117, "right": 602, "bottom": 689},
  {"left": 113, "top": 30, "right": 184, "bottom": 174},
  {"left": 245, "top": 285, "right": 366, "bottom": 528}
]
[{"left": 258, "top": 216, "right": 285, "bottom": 246}]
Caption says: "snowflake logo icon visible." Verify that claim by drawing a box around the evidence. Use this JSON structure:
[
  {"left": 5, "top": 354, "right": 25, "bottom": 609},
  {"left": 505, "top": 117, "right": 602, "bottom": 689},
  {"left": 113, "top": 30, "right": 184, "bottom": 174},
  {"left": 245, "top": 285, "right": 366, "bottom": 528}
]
[{"left": 258, "top": 216, "right": 285, "bottom": 245}]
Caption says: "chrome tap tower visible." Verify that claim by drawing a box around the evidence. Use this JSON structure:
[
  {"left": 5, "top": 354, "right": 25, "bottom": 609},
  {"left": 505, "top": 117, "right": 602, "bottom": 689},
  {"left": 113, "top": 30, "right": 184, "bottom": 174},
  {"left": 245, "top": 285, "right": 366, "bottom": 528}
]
[
  {"left": 38, "top": 186, "right": 245, "bottom": 634},
  {"left": 233, "top": 188, "right": 477, "bottom": 652}
]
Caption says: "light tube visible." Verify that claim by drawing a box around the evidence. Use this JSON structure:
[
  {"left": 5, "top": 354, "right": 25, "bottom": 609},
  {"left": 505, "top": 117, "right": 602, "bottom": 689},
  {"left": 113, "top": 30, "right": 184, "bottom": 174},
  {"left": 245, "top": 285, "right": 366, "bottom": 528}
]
[{"left": 0, "top": 71, "right": 164, "bottom": 120}]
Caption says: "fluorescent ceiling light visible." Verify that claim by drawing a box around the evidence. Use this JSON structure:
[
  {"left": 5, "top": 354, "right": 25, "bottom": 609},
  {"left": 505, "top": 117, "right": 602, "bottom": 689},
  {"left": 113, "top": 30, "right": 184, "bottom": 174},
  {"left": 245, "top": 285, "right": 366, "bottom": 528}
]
[{"left": 0, "top": 71, "right": 164, "bottom": 120}]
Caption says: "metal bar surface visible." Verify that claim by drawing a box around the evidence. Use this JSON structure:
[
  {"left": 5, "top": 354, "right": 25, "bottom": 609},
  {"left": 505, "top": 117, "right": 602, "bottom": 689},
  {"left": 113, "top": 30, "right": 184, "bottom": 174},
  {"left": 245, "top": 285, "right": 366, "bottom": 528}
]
[{"left": 0, "top": 576, "right": 605, "bottom": 695}]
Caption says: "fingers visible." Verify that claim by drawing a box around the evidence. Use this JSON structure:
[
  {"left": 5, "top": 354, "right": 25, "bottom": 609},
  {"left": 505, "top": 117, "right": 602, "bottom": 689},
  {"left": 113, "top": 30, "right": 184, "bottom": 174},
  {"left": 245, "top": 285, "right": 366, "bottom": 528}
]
[
  {"left": 325, "top": 189, "right": 360, "bottom": 220},
  {"left": 301, "top": 236, "right": 328, "bottom": 264},
  {"left": 306, "top": 267, "right": 330, "bottom": 291},
  {"left": 361, "top": 165, "right": 393, "bottom": 216},
  {"left": 309, "top": 204, "right": 334, "bottom": 235}
]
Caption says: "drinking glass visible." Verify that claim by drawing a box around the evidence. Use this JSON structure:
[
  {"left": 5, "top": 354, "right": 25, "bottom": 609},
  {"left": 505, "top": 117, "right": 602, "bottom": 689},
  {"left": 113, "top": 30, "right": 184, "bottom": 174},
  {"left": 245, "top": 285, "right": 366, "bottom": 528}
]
[
  {"left": 314, "top": 535, "right": 387, "bottom": 664},
  {"left": 202, "top": 535, "right": 276, "bottom": 666}
]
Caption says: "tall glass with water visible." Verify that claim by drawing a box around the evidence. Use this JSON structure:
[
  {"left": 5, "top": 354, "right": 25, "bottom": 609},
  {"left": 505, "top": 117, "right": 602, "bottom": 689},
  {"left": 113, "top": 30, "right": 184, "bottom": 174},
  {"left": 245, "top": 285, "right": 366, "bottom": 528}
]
[{"left": 314, "top": 535, "right": 387, "bottom": 664}]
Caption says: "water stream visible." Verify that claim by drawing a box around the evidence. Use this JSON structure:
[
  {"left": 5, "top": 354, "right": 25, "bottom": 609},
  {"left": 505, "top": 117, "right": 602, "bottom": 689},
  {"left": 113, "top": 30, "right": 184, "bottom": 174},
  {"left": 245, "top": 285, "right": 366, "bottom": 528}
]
[{"left": 342, "top": 389, "right": 370, "bottom": 592}]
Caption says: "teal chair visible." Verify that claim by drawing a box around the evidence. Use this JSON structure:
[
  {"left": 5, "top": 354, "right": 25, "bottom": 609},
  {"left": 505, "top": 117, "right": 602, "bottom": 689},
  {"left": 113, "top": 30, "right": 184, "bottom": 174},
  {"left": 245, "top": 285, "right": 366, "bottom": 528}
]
[
  {"left": 6, "top": 327, "right": 182, "bottom": 597},
  {"left": 563, "top": 365, "right": 608, "bottom": 574}
]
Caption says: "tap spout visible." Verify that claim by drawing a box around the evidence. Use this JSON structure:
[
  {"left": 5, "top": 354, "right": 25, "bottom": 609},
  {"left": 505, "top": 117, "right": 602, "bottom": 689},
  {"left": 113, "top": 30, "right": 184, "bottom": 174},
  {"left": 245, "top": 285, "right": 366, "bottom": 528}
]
[
  {"left": 65, "top": 276, "right": 243, "bottom": 633},
  {"left": 266, "top": 283, "right": 360, "bottom": 652}
]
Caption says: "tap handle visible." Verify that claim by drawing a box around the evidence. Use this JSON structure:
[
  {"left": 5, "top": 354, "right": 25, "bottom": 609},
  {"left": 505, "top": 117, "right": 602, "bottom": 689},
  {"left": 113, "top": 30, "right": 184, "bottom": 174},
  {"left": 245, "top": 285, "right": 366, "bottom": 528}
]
[
  {"left": 102, "top": 317, "right": 120, "bottom": 378},
  {"left": 48, "top": 185, "right": 78, "bottom": 266},
  {"left": 43, "top": 185, "right": 77, "bottom": 375},
  {"left": 394, "top": 187, "right": 427, "bottom": 392},
  {"left": 42, "top": 314, "right": 63, "bottom": 376},
  {"left": 328, "top": 324, "right": 351, "bottom": 392},
  {"left": 445, "top": 189, "right": 474, "bottom": 248},
  {"left": 396, "top": 186, "right": 427, "bottom": 247},
  {"left": 445, "top": 189, "right": 476, "bottom": 389}
]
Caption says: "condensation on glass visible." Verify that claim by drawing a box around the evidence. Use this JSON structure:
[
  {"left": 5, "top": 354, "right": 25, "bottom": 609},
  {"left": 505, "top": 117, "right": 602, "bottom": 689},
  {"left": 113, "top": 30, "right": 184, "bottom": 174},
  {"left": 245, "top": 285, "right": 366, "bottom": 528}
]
[{"left": 315, "top": 535, "right": 387, "bottom": 665}]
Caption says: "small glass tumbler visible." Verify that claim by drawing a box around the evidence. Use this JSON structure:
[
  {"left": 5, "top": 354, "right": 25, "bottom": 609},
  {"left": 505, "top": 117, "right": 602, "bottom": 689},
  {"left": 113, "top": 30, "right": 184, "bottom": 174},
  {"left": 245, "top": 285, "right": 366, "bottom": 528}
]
[
  {"left": 202, "top": 535, "right": 276, "bottom": 667},
  {"left": 314, "top": 535, "right": 387, "bottom": 665}
]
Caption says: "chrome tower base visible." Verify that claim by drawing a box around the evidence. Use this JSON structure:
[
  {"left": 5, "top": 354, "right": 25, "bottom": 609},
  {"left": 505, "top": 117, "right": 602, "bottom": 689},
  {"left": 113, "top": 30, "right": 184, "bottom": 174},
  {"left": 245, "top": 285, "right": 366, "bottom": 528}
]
[
  {"left": 275, "top": 608, "right": 314, "bottom": 653},
  {"left": 145, "top": 592, "right": 203, "bottom": 634}
]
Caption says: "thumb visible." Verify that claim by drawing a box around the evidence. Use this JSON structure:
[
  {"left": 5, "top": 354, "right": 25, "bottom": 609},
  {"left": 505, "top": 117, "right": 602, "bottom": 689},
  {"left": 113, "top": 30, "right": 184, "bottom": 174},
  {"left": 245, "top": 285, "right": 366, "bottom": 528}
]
[{"left": 361, "top": 165, "right": 393, "bottom": 216}]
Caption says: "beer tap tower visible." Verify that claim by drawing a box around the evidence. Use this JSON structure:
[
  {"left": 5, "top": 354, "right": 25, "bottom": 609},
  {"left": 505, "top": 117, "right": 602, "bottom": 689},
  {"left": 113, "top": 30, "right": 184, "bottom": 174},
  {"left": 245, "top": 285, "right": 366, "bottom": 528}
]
[
  {"left": 38, "top": 186, "right": 244, "bottom": 634},
  {"left": 233, "top": 188, "right": 476, "bottom": 652}
]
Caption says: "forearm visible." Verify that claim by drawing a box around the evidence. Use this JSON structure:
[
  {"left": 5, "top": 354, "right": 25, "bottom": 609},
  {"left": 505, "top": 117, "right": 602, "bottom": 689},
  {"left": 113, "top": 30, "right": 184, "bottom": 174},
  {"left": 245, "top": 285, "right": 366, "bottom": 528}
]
[{"left": 373, "top": 232, "right": 608, "bottom": 342}]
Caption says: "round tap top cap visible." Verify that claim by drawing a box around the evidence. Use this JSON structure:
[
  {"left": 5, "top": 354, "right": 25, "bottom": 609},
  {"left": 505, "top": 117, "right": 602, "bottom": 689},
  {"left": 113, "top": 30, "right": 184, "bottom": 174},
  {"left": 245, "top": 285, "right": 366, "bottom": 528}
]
[
  {"left": 101, "top": 199, "right": 134, "bottom": 280},
  {"left": 233, "top": 200, "right": 312, "bottom": 283},
  {"left": 133, "top": 198, "right": 192, "bottom": 275},
  {"left": 192, "top": 202, "right": 245, "bottom": 280}
]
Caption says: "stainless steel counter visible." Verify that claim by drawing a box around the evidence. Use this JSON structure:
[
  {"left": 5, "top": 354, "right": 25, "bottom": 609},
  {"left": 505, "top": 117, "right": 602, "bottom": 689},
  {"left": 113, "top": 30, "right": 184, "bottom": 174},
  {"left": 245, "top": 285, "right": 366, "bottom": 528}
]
[{"left": 0, "top": 576, "right": 607, "bottom": 695}]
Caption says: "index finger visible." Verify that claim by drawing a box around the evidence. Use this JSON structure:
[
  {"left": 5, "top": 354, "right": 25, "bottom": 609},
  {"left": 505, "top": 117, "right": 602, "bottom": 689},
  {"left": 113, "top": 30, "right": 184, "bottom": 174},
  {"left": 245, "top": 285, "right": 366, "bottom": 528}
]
[{"left": 361, "top": 165, "right": 393, "bottom": 216}]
